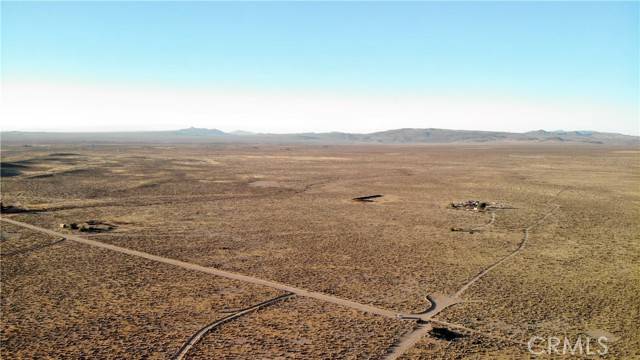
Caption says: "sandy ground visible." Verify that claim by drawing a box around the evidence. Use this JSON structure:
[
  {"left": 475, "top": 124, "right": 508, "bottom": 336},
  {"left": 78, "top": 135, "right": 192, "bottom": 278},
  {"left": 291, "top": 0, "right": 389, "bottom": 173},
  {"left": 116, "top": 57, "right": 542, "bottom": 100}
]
[{"left": 1, "top": 143, "right": 638, "bottom": 358}]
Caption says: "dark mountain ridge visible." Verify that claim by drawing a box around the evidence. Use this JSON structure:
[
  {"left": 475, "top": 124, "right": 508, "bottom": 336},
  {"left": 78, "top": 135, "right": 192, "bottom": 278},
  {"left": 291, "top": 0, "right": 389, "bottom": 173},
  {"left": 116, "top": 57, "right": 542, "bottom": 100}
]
[{"left": 2, "top": 128, "right": 637, "bottom": 145}]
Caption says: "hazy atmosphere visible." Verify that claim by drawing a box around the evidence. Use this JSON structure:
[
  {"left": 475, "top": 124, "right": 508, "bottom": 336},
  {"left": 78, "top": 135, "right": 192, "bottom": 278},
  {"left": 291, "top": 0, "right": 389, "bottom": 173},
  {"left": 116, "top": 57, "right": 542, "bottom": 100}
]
[
  {"left": 2, "top": 1, "right": 638, "bottom": 135},
  {"left": 1, "top": 2, "right": 639, "bottom": 359}
]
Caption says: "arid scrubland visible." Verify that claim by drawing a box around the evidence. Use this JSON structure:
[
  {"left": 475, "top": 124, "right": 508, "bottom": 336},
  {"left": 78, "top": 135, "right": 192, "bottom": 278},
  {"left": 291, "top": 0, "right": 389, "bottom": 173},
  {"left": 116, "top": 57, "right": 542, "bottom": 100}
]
[{"left": 1, "top": 143, "right": 638, "bottom": 358}]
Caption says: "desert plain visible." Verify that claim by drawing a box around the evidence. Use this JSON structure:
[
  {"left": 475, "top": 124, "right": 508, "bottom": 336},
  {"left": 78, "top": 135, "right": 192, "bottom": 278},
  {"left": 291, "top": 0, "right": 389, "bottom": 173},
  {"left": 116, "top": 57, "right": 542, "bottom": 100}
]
[{"left": 1, "top": 142, "right": 638, "bottom": 359}]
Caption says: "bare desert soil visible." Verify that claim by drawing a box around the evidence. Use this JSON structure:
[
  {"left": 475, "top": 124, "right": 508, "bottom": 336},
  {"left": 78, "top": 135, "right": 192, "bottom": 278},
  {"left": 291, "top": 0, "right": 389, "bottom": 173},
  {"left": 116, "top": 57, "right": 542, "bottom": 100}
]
[
  {"left": 0, "top": 222, "right": 283, "bottom": 359},
  {"left": 188, "top": 296, "right": 414, "bottom": 359},
  {"left": 1, "top": 143, "right": 638, "bottom": 358}
]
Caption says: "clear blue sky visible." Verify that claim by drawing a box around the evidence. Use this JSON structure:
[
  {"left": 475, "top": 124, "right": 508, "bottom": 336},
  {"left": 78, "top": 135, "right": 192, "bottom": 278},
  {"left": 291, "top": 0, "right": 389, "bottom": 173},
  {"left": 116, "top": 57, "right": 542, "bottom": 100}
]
[{"left": 2, "top": 1, "right": 638, "bottom": 134}]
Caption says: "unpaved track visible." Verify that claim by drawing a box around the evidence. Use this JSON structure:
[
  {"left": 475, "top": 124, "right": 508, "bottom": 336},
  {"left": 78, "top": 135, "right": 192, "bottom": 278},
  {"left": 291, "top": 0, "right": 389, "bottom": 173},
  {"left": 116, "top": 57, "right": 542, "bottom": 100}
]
[
  {"left": 471, "top": 211, "right": 496, "bottom": 232},
  {"left": 173, "top": 293, "right": 295, "bottom": 360},
  {"left": 385, "top": 318, "right": 531, "bottom": 360},
  {"left": 0, "top": 217, "right": 399, "bottom": 319},
  {"left": 455, "top": 189, "right": 566, "bottom": 298},
  {"left": 454, "top": 204, "right": 560, "bottom": 298},
  {"left": 3, "top": 198, "right": 560, "bottom": 359},
  {"left": 385, "top": 323, "right": 433, "bottom": 360},
  {"left": 385, "top": 196, "right": 563, "bottom": 360},
  {"left": 400, "top": 293, "right": 462, "bottom": 321},
  {"left": 385, "top": 294, "right": 459, "bottom": 360}
]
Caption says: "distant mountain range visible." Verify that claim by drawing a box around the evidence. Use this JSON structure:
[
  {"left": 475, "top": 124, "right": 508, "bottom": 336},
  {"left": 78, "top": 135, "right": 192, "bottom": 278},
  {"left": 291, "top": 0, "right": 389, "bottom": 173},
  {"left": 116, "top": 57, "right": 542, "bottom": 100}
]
[
  {"left": 2, "top": 127, "right": 638, "bottom": 145},
  {"left": 283, "top": 128, "right": 638, "bottom": 145},
  {"left": 174, "top": 127, "right": 226, "bottom": 136}
]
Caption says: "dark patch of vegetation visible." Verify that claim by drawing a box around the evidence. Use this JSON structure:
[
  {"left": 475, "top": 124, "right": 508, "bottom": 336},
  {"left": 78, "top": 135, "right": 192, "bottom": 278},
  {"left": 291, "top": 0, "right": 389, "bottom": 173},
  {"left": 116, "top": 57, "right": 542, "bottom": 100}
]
[
  {"left": 353, "top": 194, "right": 383, "bottom": 202},
  {"left": 430, "top": 327, "right": 465, "bottom": 341},
  {"left": 0, "top": 203, "right": 31, "bottom": 214},
  {"left": 48, "top": 153, "right": 81, "bottom": 157},
  {"left": 59, "top": 220, "right": 116, "bottom": 232},
  {"left": 1, "top": 162, "right": 29, "bottom": 177}
]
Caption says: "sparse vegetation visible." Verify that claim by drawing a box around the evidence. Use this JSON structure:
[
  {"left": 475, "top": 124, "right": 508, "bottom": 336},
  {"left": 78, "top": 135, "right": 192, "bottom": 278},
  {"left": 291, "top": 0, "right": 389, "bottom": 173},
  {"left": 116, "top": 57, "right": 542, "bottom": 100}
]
[{"left": 1, "top": 143, "right": 638, "bottom": 358}]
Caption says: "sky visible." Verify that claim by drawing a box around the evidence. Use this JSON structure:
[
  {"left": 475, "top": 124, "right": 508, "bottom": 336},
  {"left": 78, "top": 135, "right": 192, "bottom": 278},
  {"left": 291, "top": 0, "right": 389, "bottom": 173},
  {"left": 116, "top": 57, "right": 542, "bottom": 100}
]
[{"left": 1, "top": 1, "right": 638, "bottom": 135}]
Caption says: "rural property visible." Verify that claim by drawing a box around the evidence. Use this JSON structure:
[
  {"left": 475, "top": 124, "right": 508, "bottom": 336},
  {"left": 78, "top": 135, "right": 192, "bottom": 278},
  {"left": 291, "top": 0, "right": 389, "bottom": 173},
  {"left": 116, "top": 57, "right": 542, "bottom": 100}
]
[{"left": 1, "top": 140, "right": 638, "bottom": 358}]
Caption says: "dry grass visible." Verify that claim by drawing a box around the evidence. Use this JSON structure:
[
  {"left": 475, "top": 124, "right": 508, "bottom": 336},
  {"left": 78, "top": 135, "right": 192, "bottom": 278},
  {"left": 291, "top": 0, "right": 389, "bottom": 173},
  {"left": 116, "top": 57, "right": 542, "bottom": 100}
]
[
  {"left": 188, "top": 297, "right": 414, "bottom": 359},
  {"left": 0, "top": 223, "right": 282, "bottom": 359},
  {"left": 1, "top": 143, "right": 638, "bottom": 358}
]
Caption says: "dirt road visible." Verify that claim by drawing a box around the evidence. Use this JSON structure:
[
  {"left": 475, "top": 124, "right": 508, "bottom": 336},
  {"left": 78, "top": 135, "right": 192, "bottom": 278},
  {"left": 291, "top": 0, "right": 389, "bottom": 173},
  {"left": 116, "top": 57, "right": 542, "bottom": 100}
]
[
  {"left": 173, "top": 293, "right": 295, "bottom": 360},
  {"left": 385, "top": 199, "right": 562, "bottom": 359},
  {"left": 1, "top": 201, "right": 559, "bottom": 360},
  {"left": 0, "top": 217, "right": 399, "bottom": 319},
  {"left": 455, "top": 204, "right": 560, "bottom": 298}
]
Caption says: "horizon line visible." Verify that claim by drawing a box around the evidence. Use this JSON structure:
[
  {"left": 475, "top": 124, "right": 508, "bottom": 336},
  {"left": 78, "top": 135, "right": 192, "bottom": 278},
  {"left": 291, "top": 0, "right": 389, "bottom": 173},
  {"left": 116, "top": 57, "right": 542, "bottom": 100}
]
[{"left": 1, "top": 127, "right": 637, "bottom": 137}]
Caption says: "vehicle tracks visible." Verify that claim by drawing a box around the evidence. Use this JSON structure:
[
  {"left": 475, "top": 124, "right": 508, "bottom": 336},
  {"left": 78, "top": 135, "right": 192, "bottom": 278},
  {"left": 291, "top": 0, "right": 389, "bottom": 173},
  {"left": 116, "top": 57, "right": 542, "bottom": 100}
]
[
  {"left": 2, "top": 192, "right": 563, "bottom": 359},
  {"left": 173, "top": 293, "right": 295, "bottom": 360},
  {"left": 385, "top": 190, "right": 564, "bottom": 359},
  {"left": 0, "top": 217, "right": 399, "bottom": 319},
  {"left": 454, "top": 204, "right": 560, "bottom": 298}
]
